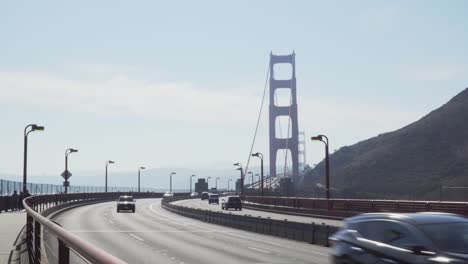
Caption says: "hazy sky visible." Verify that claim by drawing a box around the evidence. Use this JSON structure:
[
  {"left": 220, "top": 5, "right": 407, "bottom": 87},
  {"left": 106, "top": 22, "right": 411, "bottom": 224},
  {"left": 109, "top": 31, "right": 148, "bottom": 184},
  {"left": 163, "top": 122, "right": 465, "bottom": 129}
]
[{"left": 1, "top": 1, "right": 467, "bottom": 180}]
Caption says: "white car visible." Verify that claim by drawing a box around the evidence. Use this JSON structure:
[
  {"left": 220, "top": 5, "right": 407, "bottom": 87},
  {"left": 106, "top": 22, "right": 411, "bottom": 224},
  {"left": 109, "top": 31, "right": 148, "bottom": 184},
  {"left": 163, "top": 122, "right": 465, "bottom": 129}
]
[
  {"left": 190, "top": 192, "right": 199, "bottom": 197},
  {"left": 163, "top": 191, "right": 174, "bottom": 197},
  {"left": 117, "top": 195, "right": 136, "bottom": 213}
]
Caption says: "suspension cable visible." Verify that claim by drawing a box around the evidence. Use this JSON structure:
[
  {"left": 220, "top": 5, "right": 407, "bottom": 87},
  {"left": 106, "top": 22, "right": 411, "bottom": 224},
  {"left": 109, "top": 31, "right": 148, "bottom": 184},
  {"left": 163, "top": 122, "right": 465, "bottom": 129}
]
[{"left": 244, "top": 61, "right": 270, "bottom": 179}]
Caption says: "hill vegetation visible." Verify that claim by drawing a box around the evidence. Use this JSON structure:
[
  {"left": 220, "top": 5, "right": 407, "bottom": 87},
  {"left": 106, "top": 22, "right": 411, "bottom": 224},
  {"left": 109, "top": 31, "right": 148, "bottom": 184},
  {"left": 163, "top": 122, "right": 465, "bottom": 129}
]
[{"left": 301, "top": 88, "right": 468, "bottom": 201}]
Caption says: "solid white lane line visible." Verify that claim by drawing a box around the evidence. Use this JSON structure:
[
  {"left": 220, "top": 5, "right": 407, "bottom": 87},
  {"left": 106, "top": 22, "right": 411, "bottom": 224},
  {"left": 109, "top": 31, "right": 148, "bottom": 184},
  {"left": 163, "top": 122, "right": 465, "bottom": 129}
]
[
  {"left": 129, "top": 233, "right": 144, "bottom": 241},
  {"left": 109, "top": 220, "right": 114, "bottom": 224},
  {"left": 248, "top": 247, "right": 271, "bottom": 254}
]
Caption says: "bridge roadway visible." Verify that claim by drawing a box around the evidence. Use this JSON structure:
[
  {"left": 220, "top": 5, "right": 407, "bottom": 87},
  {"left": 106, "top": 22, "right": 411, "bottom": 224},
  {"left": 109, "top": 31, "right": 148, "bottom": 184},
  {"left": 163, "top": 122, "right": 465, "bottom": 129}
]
[
  {"left": 173, "top": 198, "right": 342, "bottom": 227},
  {"left": 44, "top": 198, "right": 332, "bottom": 264}
]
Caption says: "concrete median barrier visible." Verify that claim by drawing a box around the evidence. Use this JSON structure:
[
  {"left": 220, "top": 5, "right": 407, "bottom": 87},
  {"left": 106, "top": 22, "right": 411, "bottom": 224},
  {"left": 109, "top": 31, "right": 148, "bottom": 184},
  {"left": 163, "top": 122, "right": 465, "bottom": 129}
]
[{"left": 162, "top": 197, "right": 338, "bottom": 247}]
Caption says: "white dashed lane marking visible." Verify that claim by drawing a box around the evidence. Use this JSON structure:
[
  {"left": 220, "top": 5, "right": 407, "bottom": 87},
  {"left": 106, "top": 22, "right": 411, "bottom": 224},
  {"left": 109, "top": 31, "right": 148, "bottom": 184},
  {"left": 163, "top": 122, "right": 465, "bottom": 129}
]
[
  {"left": 247, "top": 247, "right": 270, "bottom": 254},
  {"left": 129, "top": 233, "right": 144, "bottom": 241}
]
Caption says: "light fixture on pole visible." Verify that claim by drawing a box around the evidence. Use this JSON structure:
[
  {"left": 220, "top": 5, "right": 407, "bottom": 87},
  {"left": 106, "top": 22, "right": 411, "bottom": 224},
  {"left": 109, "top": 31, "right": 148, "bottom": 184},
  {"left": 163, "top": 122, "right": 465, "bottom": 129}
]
[
  {"left": 23, "top": 124, "right": 45, "bottom": 193},
  {"left": 170, "top": 172, "right": 176, "bottom": 193},
  {"left": 105, "top": 160, "right": 115, "bottom": 192},
  {"left": 234, "top": 162, "right": 244, "bottom": 195},
  {"left": 251, "top": 152, "right": 264, "bottom": 197},
  {"left": 311, "top": 135, "right": 330, "bottom": 199},
  {"left": 138, "top": 166, "right": 146, "bottom": 192},
  {"left": 64, "top": 148, "right": 78, "bottom": 193},
  {"left": 190, "top": 174, "right": 196, "bottom": 193}
]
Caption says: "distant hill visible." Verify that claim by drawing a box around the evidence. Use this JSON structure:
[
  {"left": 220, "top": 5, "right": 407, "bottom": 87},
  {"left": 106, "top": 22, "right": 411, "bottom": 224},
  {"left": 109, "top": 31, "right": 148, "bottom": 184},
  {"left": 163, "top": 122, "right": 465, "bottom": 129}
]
[{"left": 301, "top": 87, "right": 468, "bottom": 201}]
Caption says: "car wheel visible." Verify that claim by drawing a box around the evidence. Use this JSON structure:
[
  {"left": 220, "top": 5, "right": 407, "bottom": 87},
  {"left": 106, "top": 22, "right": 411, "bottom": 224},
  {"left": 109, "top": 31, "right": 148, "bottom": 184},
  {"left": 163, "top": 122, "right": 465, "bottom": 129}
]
[
  {"left": 117, "top": 209, "right": 119, "bottom": 213},
  {"left": 132, "top": 209, "right": 135, "bottom": 213}
]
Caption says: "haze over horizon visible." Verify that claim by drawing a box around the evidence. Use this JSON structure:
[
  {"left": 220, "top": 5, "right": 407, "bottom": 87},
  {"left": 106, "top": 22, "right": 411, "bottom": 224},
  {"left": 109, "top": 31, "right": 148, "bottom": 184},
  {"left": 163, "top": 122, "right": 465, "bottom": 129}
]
[{"left": 1, "top": 1, "right": 468, "bottom": 187}]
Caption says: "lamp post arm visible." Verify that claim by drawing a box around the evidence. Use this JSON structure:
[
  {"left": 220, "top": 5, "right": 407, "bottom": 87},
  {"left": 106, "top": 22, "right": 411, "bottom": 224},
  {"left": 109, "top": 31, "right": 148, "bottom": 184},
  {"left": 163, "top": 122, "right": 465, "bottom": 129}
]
[
  {"left": 319, "top": 134, "right": 329, "bottom": 146},
  {"left": 24, "top": 124, "right": 34, "bottom": 136}
]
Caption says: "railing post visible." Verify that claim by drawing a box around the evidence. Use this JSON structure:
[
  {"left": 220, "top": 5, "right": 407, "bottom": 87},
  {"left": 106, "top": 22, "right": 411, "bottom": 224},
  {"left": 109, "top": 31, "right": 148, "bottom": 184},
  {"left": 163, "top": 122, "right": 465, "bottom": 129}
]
[
  {"left": 311, "top": 222, "right": 316, "bottom": 244},
  {"left": 27, "top": 214, "right": 34, "bottom": 263},
  {"left": 34, "top": 220, "right": 41, "bottom": 264},
  {"left": 58, "top": 239, "right": 70, "bottom": 264}
]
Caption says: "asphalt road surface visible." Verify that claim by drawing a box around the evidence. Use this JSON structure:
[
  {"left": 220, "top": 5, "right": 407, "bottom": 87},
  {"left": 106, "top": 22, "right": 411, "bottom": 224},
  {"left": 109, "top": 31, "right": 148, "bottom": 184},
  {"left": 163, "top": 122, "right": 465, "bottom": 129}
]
[
  {"left": 44, "top": 198, "right": 332, "bottom": 264},
  {"left": 173, "top": 198, "right": 342, "bottom": 227}
]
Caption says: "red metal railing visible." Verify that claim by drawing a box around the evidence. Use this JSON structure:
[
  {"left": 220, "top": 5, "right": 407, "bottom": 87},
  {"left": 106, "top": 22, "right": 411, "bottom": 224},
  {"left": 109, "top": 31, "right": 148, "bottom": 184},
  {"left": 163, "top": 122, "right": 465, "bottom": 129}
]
[{"left": 243, "top": 196, "right": 468, "bottom": 219}]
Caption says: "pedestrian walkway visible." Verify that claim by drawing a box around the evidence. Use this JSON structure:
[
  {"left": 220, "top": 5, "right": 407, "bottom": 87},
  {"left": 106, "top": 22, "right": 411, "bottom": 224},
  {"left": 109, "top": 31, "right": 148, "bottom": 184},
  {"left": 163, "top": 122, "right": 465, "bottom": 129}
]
[{"left": 0, "top": 211, "right": 25, "bottom": 264}]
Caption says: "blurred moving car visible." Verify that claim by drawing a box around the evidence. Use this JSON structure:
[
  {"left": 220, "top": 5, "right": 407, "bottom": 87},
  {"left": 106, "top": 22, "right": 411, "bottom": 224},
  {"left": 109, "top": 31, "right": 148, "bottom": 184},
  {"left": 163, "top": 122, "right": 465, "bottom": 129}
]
[
  {"left": 116, "top": 195, "right": 135, "bottom": 213},
  {"left": 163, "top": 191, "right": 174, "bottom": 198},
  {"left": 190, "top": 192, "right": 199, "bottom": 197},
  {"left": 208, "top": 194, "right": 219, "bottom": 204},
  {"left": 330, "top": 212, "right": 468, "bottom": 264},
  {"left": 221, "top": 196, "right": 242, "bottom": 210},
  {"left": 201, "top": 192, "right": 209, "bottom": 200}
]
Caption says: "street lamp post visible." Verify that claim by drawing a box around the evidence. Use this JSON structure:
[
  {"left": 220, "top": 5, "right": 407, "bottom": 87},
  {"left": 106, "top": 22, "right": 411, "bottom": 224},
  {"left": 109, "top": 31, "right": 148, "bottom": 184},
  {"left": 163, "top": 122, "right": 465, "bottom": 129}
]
[
  {"left": 311, "top": 135, "right": 330, "bottom": 199},
  {"left": 64, "top": 148, "right": 78, "bottom": 193},
  {"left": 105, "top": 160, "right": 115, "bottom": 192},
  {"left": 23, "top": 124, "right": 44, "bottom": 193},
  {"left": 252, "top": 152, "right": 264, "bottom": 197},
  {"left": 207, "top": 176, "right": 211, "bottom": 190},
  {"left": 228, "top": 179, "right": 232, "bottom": 192},
  {"left": 190, "top": 174, "right": 196, "bottom": 193},
  {"left": 170, "top": 172, "right": 176, "bottom": 193},
  {"left": 234, "top": 163, "right": 244, "bottom": 195},
  {"left": 215, "top": 177, "right": 220, "bottom": 191},
  {"left": 138, "top": 166, "right": 146, "bottom": 192}
]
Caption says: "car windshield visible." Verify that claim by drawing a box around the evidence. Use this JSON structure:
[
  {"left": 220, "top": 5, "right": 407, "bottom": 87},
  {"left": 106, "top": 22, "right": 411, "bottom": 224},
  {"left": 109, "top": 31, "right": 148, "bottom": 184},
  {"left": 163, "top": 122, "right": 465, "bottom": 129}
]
[
  {"left": 210, "top": 195, "right": 218, "bottom": 198},
  {"left": 229, "top": 197, "right": 241, "bottom": 202},
  {"left": 420, "top": 223, "right": 468, "bottom": 254},
  {"left": 119, "top": 197, "right": 133, "bottom": 202}
]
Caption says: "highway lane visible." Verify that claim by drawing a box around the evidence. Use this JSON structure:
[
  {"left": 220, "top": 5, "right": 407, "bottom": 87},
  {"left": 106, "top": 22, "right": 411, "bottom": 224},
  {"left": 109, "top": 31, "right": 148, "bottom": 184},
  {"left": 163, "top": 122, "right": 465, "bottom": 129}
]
[
  {"left": 44, "top": 198, "right": 332, "bottom": 264},
  {"left": 173, "top": 198, "right": 342, "bottom": 227}
]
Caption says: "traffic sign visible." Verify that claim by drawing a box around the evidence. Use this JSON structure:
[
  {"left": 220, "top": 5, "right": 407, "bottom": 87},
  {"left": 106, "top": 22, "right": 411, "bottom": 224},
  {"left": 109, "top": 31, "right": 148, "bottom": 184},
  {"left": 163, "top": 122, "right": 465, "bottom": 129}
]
[{"left": 61, "top": 170, "right": 72, "bottom": 180}]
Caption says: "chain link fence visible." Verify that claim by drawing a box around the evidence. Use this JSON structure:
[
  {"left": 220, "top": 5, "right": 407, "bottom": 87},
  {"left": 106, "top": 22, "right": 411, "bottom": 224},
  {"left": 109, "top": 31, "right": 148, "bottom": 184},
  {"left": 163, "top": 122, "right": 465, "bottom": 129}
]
[{"left": 0, "top": 179, "right": 160, "bottom": 196}]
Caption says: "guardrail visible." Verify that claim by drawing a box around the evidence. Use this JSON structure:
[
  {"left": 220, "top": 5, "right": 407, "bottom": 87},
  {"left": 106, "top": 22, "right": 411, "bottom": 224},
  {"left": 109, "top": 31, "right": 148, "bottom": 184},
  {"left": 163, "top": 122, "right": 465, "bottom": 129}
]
[
  {"left": 243, "top": 196, "right": 468, "bottom": 219},
  {"left": 161, "top": 196, "right": 338, "bottom": 247},
  {"left": 23, "top": 192, "right": 188, "bottom": 264}
]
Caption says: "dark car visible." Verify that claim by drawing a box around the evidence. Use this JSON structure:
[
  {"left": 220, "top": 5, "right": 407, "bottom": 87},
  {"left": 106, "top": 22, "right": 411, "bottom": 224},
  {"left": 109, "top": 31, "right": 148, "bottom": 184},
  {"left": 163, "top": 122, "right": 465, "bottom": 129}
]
[
  {"left": 208, "top": 194, "right": 219, "bottom": 204},
  {"left": 221, "top": 196, "right": 242, "bottom": 210},
  {"left": 116, "top": 195, "right": 135, "bottom": 213},
  {"left": 201, "top": 192, "right": 209, "bottom": 200},
  {"left": 330, "top": 212, "right": 468, "bottom": 264}
]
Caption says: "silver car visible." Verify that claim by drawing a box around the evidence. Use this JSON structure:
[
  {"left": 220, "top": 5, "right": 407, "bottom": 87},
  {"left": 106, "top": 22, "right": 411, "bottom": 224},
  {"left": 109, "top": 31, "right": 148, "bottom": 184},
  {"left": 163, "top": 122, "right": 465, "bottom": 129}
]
[{"left": 116, "top": 196, "right": 135, "bottom": 213}]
